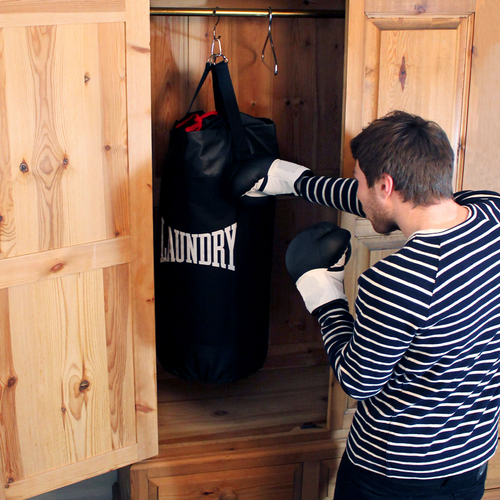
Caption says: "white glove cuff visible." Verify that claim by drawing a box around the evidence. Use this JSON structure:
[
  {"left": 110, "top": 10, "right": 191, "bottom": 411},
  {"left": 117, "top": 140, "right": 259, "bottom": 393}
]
[
  {"left": 246, "top": 160, "right": 310, "bottom": 196},
  {"left": 295, "top": 268, "right": 346, "bottom": 313},
  {"left": 268, "top": 160, "right": 309, "bottom": 195}
]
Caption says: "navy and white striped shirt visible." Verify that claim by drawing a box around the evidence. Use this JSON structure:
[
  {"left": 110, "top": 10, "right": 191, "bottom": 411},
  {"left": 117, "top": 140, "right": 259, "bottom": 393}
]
[{"left": 299, "top": 176, "right": 500, "bottom": 479}]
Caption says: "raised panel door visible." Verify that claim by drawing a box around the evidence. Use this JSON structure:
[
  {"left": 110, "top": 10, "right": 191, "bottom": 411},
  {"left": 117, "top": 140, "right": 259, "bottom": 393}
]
[{"left": 0, "top": 1, "right": 157, "bottom": 499}]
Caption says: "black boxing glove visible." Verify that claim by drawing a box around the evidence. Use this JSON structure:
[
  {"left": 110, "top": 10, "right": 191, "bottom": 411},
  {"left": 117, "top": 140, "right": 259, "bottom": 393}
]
[
  {"left": 286, "top": 222, "right": 351, "bottom": 313},
  {"left": 230, "top": 154, "right": 311, "bottom": 198}
]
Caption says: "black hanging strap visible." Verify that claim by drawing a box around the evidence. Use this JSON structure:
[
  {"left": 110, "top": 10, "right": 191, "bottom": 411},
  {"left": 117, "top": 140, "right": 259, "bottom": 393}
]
[
  {"left": 187, "top": 62, "right": 213, "bottom": 114},
  {"left": 212, "top": 62, "right": 250, "bottom": 158},
  {"left": 186, "top": 61, "right": 251, "bottom": 159}
]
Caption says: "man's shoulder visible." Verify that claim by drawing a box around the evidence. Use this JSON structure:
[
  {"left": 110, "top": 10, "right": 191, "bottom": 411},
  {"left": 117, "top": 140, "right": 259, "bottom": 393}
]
[{"left": 362, "top": 245, "right": 439, "bottom": 287}]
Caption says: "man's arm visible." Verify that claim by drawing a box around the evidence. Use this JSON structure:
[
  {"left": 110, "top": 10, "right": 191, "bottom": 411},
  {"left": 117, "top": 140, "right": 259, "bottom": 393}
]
[
  {"left": 230, "top": 156, "right": 365, "bottom": 216},
  {"left": 287, "top": 228, "right": 434, "bottom": 400},
  {"left": 297, "top": 175, "right": 365, "bottom": 217}
]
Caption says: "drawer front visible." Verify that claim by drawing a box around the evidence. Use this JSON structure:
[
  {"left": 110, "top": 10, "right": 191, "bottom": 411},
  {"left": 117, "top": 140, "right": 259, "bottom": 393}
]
[{"left": 149, "top": 463, "right": 302, "bottom": 500}]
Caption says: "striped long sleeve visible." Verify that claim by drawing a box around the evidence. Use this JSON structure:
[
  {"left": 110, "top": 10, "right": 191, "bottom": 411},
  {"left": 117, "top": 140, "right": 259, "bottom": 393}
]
[
  {"left": 301, "top": 179, "right": 500, "bottom": 479},
  {"left": 298, "top": 175, "right": 365, "bottom": 217}
]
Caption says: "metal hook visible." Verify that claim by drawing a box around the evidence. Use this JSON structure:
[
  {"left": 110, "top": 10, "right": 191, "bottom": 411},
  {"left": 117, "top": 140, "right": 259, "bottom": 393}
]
[
  {"left": 262, "top": 7, "right": 278, "bottom": 75},
  {"left": 208, "top": 8, "right": 228, "bottom": 64},
  {"left": 212, "top": 9, "right": 220, "bottom": 36}
]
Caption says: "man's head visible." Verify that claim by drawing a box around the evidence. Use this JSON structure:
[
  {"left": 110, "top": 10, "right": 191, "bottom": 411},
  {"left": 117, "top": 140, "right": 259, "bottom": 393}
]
[{"left": 350, "top": 111, "right": 454, "bottom": 208}]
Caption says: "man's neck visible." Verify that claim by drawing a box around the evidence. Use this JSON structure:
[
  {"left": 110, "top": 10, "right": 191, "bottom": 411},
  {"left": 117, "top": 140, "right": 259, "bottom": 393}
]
[{"left": 396, "top": 199, "right": 470, "bottom": 239}]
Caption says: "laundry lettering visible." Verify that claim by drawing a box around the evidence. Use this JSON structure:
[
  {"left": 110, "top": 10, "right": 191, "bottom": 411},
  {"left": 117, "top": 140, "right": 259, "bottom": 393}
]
[{"left": 160, "top": 218, "right": 236, "bottom": 271}]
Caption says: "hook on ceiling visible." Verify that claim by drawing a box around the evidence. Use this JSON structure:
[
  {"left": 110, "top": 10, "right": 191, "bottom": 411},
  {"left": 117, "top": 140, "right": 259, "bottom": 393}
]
[
  {"left": 262, "top": 7, "right": 278, "bottom": 75},
  {"left": 208, "top": 7, "right": 228, "bottom": 64}
]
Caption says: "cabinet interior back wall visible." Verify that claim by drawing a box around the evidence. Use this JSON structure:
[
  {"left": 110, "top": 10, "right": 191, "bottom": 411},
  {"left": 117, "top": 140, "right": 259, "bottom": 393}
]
[{"left": 149, "top": 12, "right": 346, "bottom": 450}]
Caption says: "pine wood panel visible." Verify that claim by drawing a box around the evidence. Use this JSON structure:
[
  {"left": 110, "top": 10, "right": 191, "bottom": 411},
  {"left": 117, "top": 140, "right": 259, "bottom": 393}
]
[
  {"left": 7, "top": 445, "right": 139, "bottom": 500},
  {"left": 0, "top": 0, "right": 124, "bottom": 14},
  {"left": 462, "top": 0, "right": 500, "bottom": 193},
  {"left": 353, "top": 16, "right": 472, "bottom": 186},
  {"left": 125, "top": 0, "right": 158, "bottom": 463},
  {"left": 4, "top": 266, "right": 138, "bottom": 481},
  {"left": 364, "top": 0, "right": 476, "bottom": 15},
  {"left": 0, "top": 28, "right": 15, "bottom": 259},
  {"left": 1, "top": 23, "right": 129, "bottom": 258},
  {"left": 0, "top": 237, "right": 130, "bottom": 289},
  {"left": 0, "top": 0, "right": 157, "bottom": 497},
  {"left": 0, "top": 1, "right": 126, "bottom": 28},
  {"left": 8, "top": 271, "right": 111, "bottom": 478},
  {"left": 341, "top": 1, "right": 474, "bottom": 180},
  {"left": 103, "top": 265, "right": 137, "bottom": 450},
  {"left": 0, "top": 288, "right": 22, "bottom": 492},
  {"left": 0, "top": 266, "right": 142, "bottom": 498}
]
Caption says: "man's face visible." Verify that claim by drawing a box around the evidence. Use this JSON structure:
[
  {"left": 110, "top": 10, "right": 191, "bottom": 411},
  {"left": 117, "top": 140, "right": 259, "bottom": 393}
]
[{"left": 354, "top": 163, "right": 399, "bottom": 235}]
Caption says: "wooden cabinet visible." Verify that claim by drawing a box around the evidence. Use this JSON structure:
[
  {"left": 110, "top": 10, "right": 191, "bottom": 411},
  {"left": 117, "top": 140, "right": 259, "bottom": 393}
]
[
  {"left": 3, "top": 1, "right": 500, "bottom": 500},
  {"left": 0, "top": 1, "right": 157, "bottom": 499}
]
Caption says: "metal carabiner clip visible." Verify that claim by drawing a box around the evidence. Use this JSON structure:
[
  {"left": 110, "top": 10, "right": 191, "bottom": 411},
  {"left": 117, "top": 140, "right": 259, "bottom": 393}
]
[{"left": 208, "top": 11, "right": 228, "bottom": 64}]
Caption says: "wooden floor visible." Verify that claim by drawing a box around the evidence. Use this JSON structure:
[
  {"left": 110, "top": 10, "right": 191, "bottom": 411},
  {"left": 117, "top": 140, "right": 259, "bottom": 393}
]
[{"left": 156, "top": 362, "right": 331, "bottom": 446}]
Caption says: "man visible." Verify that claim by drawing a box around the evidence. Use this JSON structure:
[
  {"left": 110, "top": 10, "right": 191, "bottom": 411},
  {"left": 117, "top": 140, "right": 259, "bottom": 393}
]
[{"left": 233, "top": 111, "right": 500, "bottom": 499}]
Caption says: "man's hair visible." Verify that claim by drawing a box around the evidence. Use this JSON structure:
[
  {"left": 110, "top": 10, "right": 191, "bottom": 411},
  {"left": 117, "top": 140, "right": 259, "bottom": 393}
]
[{"left": 350, "top": 111, "right": 454, "bottom": 206}]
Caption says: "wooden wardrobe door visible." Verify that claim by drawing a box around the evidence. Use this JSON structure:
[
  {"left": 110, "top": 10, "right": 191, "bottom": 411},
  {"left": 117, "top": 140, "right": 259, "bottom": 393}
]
[
  {"left": 0, "top": 1, "right": 157, "bottom": 499},
  {"left": 332, "top": 0, "right": 476, "bottom": 430}
]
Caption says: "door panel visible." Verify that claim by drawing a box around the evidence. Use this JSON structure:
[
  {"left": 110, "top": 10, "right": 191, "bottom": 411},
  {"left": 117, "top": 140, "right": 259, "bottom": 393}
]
[
  {"left": 462, "top": 0, "right": 500, "bottom": 193},
  {"left": 344, "top": 9, "right": 473, "bottom": 184},
  {"left": 0, "top": 0, "right": 157, "bottom": 498},
  {"left": 333, "top": 0, "right": 475, "bottom": 430},
  {"left": 2, "top": 22, "right": 129, "bottom": 258}
]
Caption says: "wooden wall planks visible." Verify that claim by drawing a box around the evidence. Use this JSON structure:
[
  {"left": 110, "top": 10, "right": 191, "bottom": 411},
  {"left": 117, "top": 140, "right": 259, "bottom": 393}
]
[{"left": 150, "top": 14, "right": 345, "bottom": 352}]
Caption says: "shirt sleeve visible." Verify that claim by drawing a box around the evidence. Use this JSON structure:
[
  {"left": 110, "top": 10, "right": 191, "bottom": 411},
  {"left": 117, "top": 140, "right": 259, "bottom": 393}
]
[
  {"left": 316, "top": 248, "right": 435, "bottom": 400},
  {"left": 297, "top": 176, "right": 365, "bottom": 217}
]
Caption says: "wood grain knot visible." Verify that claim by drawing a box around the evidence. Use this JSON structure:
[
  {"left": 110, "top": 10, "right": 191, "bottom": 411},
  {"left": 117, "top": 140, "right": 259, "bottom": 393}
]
[
  {"left": 215, "top": 410, "right": 228, "bottom": 416},
  {"left": 84, "top": 73, "right": 90, "bottom": 84},
  {"left": 50, "top": 262, "right": 65, "bottom": 273},
  {"left": 399, "top": 56, "right": 407, "bottom": 91},
  {"left": 414, "top": 4, "right": 426, "bottom": 13},
  {"left": 79, "top": 380, "right": 90, "bottom": 392},
  {"left": 19, "top": 162, "right": 29, "bottom": 173},
  {"left": 129, "top": 44, "right": 150, "bottom": 54},
  {"left": 135, "top": 404, "right": 154, "bottom": 413},
  {"left": 0, "top": 215, "right": 3, "bottom": 223},
  {"left": 7, "top": 377, "right": 17, "bottom": 388}
]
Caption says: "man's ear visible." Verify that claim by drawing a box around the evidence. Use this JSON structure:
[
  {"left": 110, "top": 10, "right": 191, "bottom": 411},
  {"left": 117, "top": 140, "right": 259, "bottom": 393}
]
[{"left": 374, "top": 173, "right": 395, "bottom": 200}]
